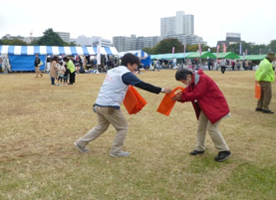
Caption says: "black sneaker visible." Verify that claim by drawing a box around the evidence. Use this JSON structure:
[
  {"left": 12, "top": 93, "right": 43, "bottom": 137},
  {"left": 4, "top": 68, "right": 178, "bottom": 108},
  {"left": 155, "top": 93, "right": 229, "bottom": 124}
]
[
  {"left": 190, "top": 150, "right": 205, "bottom": 155},
  {"left": 255, "top": 107, "right": 262, "bottom": 112},
  {"left": 262, "top": 109, "right": 274, "bottom": 114},
  {"left": 214, "top": 151, "right": 231, "bottom": 162}
]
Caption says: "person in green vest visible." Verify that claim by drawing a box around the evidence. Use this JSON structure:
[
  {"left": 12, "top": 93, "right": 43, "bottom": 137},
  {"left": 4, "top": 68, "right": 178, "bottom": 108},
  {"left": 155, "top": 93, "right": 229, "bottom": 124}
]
[
  {"left": 63, "top": 57, "right": 76, "bottom": 85},
  {"left": 255, "top": 52, "right": 275, "bottom": 114}
]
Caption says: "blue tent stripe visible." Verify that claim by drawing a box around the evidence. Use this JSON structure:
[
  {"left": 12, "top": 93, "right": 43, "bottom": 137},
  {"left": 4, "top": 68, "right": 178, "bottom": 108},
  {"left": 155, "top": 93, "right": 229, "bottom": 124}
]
[
  {"left": 34, "top": 46, "right": 40, "bottom": 55},
  {"left": 21, "top": 46, "right": 28, "bottom": 55},
  {"left": 82, "top": 47, "right": 89, "bottom": 55},
  {"left": 70, "top": 47, "right": 77, "bottom": 55},
  {"left": 93, "top": 47, "right": 97, "bottom": 54},
  {"left": 59, "top": 46, "right": 65, "bottom": 55},
  {"left": 0, "top": 46, "right": 2, "bottom": 54},
  {"left": 104, "top": 47, "right": 112, "bottom": 55},
  {"left": 46, "top": 46, "right": 53, "bottom": 55},
  {"left": 8, "top": 46, "right": 15, "bottom": 55}
]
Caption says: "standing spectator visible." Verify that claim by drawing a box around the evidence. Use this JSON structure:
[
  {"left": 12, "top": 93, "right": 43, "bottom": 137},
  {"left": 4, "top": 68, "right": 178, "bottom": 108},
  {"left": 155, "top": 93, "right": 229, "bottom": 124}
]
[
  {"left": 57, "top": 62, "right": 65, "bottom": 86},
  {"left": 208, "top": 58, "right": 212, "bottom": 71},
  {"left": 231, "top": 60, "right": 235, "bottom": 71},
  {"left": 34, "top": 54, "right": 43, "bottom": 78},
  {"left": 74, "top": 53, "right": 171, "bottom": 157},
  {"left": 50, "top": 56, "right": 59, "bottom": 85},
  {"left": 63, "top": 57, "right": 76, "bottom": 85},
  {"left": 173, "top": 69, "right": 231, "bottom": 162},
  {"left": 236, "top": 60, "right": 241, "bottom": 70},
  {"left": 255, "top": 52, "right": 275, "bottom": 114},
  {"left": 243, "top": 60, "right": 246, "bottom": 70},
  {"left": 107, "top": 58, "right": 114, "bottom": 70},
  {"left": 220, "top": 59, "right": 226, "bottom": 74},
  {"left": 1, "top": 56, "right": 9, "bottom": 74}
]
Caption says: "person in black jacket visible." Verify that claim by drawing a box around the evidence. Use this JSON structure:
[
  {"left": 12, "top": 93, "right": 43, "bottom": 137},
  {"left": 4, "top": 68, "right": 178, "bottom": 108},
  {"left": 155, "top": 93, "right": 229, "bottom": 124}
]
[{"left": 34, "top": 54, "right": 43, "bottom": 78}]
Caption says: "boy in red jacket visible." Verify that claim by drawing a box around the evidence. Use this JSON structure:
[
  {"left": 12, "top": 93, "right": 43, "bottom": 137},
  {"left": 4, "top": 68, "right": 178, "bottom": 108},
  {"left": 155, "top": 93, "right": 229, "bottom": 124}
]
[{"left": 173, "top": 69, "right": 231, "bottom": 162}]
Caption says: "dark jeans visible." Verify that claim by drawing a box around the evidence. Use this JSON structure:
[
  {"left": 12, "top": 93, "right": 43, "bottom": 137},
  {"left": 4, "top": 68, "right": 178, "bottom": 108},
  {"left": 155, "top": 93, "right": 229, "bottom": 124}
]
[
  {"left": 51, "top": 77, "right": 55, "bottom": 85},
  {"left": 70, "top": 72, "right": 75, "bottom": 84},
  {"left": 221, "top": 66, "right": 226, "bottom": 74}
]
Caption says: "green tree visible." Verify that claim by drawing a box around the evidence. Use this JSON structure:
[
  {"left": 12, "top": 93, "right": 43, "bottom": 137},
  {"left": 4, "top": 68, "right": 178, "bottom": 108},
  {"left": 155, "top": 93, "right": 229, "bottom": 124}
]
[
  {"left": 0, "top": 39, "right": 27, "bottom": 45},
  {"left": 269, "top": 40, "right": 276, "bottom": 52},
  {"left": 154, "top": 38, "right": 183, "bottom": 54},
  {"left": 37, "top": 28, "right": 67, "bottom": 46},
  {"left": 143, "top": 47, "right": 155, "bottom": 55}
]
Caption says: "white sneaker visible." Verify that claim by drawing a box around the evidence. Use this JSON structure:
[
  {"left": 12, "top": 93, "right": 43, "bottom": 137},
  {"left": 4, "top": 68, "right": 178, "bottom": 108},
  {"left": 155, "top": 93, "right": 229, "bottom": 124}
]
[
  {"left": 109, "top": 151, "right": 130, "bottom": 157},
  {"left": 74, "top": 142, "right": 89, "bottom": 153}
]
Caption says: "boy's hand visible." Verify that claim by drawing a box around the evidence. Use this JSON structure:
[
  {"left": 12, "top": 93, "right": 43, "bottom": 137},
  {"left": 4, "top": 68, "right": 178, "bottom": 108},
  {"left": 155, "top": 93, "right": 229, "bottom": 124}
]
[{"left": 172, "top": 93, "right": 183, "bottom": 101}]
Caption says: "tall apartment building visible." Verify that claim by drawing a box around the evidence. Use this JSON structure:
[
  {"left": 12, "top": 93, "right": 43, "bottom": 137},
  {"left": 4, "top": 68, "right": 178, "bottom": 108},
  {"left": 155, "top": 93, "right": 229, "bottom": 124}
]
[
  {"left": 161, "top": 11, "right": 194, "bottom": 36},
  {"left": 113, "top": 35, "right": 162, "bottom": 52},
  {"left": 56, "top": 32, "right": 70, "bottom": 43}
]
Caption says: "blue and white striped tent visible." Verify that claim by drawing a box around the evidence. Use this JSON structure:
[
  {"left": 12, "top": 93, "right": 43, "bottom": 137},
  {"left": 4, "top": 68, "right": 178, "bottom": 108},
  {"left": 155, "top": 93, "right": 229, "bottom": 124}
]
[
  {"left": 119, "top": 50, "right": 149, "bottom": 58},
  {"left": 0, "top": 45, "right": 118, "bottom": 56}
]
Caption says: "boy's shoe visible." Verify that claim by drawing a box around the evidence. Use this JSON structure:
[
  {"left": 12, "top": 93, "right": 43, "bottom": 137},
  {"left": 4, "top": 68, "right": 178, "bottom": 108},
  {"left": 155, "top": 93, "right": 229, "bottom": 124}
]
[
  {"left": 74, "top": 142, "right": 89, "bottom": 153},
  {"left": 214, "top": 151, "right": 231, "bottom": 162},
  {"left": 109, "top": 151, "right": 130, "bottom": 157},
  {"left": 262, "top": 109, "right": 274, "bottom": 114},
  {"left": 255, "top": 107, "right": 262, "bottom": 112},
  {"left": 190, "top": 150, "right": 205, "bottom": 155}
]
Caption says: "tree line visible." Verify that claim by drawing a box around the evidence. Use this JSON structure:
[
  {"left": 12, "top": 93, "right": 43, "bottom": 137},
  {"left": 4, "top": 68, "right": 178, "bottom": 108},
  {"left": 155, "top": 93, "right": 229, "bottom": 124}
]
[{"left": 0, "top": 28, "right": 75, "bottom": 46}]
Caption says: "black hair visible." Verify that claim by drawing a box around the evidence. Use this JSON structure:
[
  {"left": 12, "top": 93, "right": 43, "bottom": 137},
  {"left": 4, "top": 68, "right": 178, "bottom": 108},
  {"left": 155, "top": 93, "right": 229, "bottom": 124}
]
[
  {"left": 63, "top": 57, "right": 69, "bottom": 62},
  {"left": 121, "top": 53, "right": 140, "bottom": 67},
  {"left": 175, "top": 69, "right": 193, "bottom": 81}
]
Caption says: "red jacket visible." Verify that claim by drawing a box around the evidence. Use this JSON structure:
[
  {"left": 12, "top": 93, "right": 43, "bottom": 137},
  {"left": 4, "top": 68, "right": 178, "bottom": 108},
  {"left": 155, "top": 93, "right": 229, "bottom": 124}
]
[{"left": 180, "top": 70, "right": 230, "bottom": 124}]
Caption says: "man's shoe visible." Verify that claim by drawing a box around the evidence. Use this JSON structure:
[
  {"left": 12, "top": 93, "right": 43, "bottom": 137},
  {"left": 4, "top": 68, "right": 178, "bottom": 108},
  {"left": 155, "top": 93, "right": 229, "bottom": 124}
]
[
  {"left": 110, "top": 151, "right": 130, "bottom": 157},
  {"left": 214, "top": 151, "right": 231, "bottom": 162},
  {"left": 262, "top": 109, "right": 274, "bottom": 114},
  {"left": 255, "top": 107, "right": 262, "bottom": 112},
  {"left": 74, "top": 142, "right": 89, "bottom": 153},
  {"left": 190, "top": 150, "right": 205, "bottom": 155}
]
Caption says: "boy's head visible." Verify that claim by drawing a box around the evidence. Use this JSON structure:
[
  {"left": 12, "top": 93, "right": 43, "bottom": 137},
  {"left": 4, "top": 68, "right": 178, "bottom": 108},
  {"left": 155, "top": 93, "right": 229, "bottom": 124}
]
[
  {"left": 121, "top": 53, "right": 140, "bottom": 72},
  {"left": 63, "top": 57, "right": 69, "bottom": 63},
  {"left": 175, "top": 69, "right": 193, "bottom": 86}
]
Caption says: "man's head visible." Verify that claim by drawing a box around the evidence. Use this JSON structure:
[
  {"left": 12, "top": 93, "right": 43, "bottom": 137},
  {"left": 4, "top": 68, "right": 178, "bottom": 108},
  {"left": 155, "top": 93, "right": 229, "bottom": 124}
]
[
  {"left": 63, "top": 57, "right": 69, "bottom": 63},
  {"left": 175, "top": 69, "right": 193, "bottom": 86},
  {"left": 35, "top": 54, "right": 38, "bottom": 58},
  {"left": 266, "top": 52, "right": 276, "bottom": 62},
  {"left": 121, "top": 53, "right": 140, "bottom": 72}
]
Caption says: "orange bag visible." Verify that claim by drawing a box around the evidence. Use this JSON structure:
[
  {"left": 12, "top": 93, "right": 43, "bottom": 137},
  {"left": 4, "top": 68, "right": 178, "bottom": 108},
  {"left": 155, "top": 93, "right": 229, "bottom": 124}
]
[
  {"left": 157, "top": 87, "right": 185, "bottom": 116},
  {"left": 123, "top": 85, "right": 147, "bottom": 114},
  {"left": 255, "top": 82, "right": 261, "bottom": 100}
]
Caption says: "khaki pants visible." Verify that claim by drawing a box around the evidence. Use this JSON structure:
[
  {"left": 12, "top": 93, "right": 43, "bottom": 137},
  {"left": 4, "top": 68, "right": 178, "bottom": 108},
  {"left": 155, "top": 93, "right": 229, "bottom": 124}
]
[
  {"left": 257, "top": 81, "right": 272, "bottom": 110},
  {"left": 195, "top": 111, "right": 229, "bottom": 152},
  {"left": 76, "top": 106, "right": 128, "bottom": 154},
  {"left": 35, "top": 66, "right": 42, "bottom": 77}
]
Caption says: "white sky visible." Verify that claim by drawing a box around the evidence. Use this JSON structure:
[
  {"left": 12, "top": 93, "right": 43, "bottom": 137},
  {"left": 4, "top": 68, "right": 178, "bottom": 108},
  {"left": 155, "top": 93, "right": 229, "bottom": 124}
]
[{"left": 0, "top": 0, "right": 275, "bottom": 47}]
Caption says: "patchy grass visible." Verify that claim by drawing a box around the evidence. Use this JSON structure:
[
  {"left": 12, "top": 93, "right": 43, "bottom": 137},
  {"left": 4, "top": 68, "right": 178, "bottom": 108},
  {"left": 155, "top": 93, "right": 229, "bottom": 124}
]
[{"left": 0, "top": 70, "right": 275, "bottom": 200}]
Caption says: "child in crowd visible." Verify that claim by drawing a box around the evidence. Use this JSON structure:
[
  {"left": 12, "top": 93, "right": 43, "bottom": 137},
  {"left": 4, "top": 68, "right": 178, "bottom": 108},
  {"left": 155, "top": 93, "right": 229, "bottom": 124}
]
[
  {"left": 63, "top": 64, "right": 69, "bottom": 85},
  {"left": 57, "top": 62, "right": 65, "bottom": 86},
  {"left": 173, "top": 69, "right": 231, "bottom": 162}
]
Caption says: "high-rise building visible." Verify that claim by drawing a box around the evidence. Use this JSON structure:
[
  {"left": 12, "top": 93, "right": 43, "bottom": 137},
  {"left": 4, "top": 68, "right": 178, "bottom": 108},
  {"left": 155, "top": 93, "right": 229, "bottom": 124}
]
[
  {"left": 217, "top": 33, "right": 242, "bottom": 46},
  {"left": 113, "top": 35, "right": 162, "bottom": 52},
  {"left": 56, "top": 32, "right": 70, "bottom": 43},
  {"left": 71, "top": 35, "right": 113, "bottom": 47},
  {"left": 161, "top": 11, "right": 194, "bottom": 36}
]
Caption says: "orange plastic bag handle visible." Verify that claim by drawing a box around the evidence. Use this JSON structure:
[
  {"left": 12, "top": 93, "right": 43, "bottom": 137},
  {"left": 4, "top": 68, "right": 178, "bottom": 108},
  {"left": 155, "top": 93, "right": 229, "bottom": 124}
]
[
  {"left": 255, "top": 82, "right": 261, "bottom": 100},
  {"left": 157, "top": 86, "right": 185, "bottom": 116},
  {"left": 123, "top": 85, "right": 147, "bottom": 114}
]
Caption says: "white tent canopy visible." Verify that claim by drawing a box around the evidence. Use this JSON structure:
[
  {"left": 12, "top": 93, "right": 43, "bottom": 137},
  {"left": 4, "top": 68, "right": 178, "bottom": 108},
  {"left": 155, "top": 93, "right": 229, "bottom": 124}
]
[{"left": 0, "top": 45, "right": 118, "bottom": 56}]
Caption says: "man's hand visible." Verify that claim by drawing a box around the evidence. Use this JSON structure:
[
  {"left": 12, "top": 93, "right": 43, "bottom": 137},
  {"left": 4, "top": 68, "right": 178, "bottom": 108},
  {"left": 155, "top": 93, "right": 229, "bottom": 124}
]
[{"left": 162, "top": 88, "right": 172, "bottom": 94}]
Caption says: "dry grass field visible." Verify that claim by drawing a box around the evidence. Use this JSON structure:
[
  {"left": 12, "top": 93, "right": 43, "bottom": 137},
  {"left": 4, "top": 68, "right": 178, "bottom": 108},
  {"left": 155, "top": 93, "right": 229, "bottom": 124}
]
[{"left": 0, "top": 69, "right": 275, "bottom": 200}]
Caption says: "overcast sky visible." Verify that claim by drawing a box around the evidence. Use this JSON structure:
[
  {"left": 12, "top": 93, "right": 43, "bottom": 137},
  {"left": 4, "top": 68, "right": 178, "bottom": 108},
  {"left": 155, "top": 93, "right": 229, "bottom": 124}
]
[{"left": 0, "top": 0, "right": 275, "bottom": 47}]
